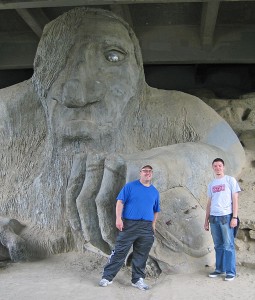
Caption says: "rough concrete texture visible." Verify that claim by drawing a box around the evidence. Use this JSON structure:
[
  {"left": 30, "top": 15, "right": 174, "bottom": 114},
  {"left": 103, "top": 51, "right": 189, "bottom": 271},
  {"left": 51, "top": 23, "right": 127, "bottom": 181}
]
[
  {"left": 0, "top": 8, "right": 245, "bottom": 273},
  {"left": 191, "top": 89, "right": 255, "bottom": 268},
  {"left": 0, "top": 217, "right": 27, "bottom": 261}
]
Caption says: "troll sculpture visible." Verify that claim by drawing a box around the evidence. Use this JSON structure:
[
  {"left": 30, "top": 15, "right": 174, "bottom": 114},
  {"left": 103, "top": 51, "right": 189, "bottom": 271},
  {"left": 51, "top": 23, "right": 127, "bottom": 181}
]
[{"left": 0, "top": 8, "right": 245, "bottom": 272}]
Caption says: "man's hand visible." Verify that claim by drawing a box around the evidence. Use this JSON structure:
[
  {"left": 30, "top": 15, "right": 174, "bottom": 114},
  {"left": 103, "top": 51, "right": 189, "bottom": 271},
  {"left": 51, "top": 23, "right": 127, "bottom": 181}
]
[
  {"left": 116, "top": 218, "right": 124, "bottom": 231},
  {"left": 230, "top": 218, "right": 238, "bottom": 228},
  {"left": 204, "top": 220, "right": 209, "bottom": 231}
]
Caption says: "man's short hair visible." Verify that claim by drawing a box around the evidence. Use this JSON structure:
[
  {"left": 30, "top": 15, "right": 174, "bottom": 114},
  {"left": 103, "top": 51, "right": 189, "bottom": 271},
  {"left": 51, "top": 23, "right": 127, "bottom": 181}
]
[{"left": 212, "top": 158, "right": 225, "bottom": 165}]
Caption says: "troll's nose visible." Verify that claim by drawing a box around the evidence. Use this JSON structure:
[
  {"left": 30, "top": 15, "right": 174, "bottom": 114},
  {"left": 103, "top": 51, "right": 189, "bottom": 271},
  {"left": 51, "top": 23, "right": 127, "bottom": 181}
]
[{"left": 61, "top": 79, "right": 101, "bottom": 108}]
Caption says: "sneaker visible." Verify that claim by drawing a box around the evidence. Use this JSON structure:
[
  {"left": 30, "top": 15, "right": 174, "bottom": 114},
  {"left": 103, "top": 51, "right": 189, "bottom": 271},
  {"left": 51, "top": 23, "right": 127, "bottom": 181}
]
[
  {"left": 225, "top": 275, "right": 235, "bottom": 281},
  {"left": 209, "top": 271, "right": 225, "bottom": 278},
  {"left": 99, "top": 278, "right": 112, "bottom": 287},
  {"left": 132, "top": 278, "right": 149, "bottom": 290}
]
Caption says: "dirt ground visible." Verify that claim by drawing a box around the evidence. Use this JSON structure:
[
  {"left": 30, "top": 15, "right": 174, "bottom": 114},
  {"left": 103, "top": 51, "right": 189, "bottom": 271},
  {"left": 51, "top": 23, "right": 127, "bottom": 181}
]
[{"left": 1, "top": 251, "right": 255, "bottom": 300}]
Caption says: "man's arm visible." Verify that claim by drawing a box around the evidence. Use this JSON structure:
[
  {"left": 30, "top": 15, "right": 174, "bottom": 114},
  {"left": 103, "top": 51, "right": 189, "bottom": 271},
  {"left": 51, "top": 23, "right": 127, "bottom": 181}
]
[
  {"left": 230, "top": 192, "right": 239, "bottom": 228},
  {"left": 116, "top": 200, "right": 124, "bottom": 231},
  {"left": 204, "top": 198, "right": 211, "bottom": 231},
  {"left": 152, "top": 212, "right": 159, "bottom": 232}
]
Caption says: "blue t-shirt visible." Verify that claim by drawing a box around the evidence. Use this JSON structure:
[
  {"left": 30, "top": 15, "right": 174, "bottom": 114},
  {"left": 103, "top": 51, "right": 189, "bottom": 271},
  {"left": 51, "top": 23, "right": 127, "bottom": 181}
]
[{"left": 116, "top": 180, "right": 160, "bottom": 221}]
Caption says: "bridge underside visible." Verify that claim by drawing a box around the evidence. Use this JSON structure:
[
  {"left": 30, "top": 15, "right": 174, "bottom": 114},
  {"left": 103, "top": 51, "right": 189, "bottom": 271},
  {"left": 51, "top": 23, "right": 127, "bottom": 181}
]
[{"left": 0, "top": 1, "right": 255, "bottom": 92}]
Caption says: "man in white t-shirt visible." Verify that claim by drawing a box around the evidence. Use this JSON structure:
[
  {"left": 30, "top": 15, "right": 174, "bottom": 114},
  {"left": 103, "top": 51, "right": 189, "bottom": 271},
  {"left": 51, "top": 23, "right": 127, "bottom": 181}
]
[{"left": 204, "top": 158, "right": 241, "bottom": 281}]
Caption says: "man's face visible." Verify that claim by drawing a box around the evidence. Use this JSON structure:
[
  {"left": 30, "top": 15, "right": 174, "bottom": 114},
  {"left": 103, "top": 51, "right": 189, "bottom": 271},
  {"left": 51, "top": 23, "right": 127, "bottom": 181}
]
[
  {"left": 46, "top": 16, "right": 141, "bottom": 145},
  {"left": 212, "top": 161, "right": 225, "bottom": 176},
  {"left": 140, "top": 168, "right": 153, "bottom": 183}
]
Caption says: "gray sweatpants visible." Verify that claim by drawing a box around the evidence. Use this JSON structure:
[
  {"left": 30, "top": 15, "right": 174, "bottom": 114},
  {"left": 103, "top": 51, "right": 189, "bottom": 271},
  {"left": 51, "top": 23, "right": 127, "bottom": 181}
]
[{"left": 102, "top": 219, "right": 154, "bottom": 284}]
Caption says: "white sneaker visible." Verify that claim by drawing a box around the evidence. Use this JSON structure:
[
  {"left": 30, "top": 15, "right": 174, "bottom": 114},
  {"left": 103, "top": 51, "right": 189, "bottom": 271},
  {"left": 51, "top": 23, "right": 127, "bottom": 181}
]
[
  {"left": 99, "top": 278, "right": 112, "bottom": 287},
  {"left": 132, "top": 278, "right": 149, "bottom": 290}
]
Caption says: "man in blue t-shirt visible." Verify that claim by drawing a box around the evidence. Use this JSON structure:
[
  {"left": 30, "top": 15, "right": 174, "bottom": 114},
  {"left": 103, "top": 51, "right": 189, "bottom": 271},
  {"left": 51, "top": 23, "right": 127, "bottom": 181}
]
[{"left": 99, "top": 164, "right": 160, "bottom": 290}]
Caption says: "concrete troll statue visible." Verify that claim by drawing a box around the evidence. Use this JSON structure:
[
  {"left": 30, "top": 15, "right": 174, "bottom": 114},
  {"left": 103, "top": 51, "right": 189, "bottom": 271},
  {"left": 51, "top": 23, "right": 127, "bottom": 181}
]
[{"left": 0, "top": 8, "right": 244, "bottom": 273}]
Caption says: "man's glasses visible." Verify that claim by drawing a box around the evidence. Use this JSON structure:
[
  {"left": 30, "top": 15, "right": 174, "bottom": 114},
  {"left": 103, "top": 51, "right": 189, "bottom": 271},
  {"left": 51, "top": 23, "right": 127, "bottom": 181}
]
[{"left": 141, "top": 169, "right": 152, "bottom": 173}]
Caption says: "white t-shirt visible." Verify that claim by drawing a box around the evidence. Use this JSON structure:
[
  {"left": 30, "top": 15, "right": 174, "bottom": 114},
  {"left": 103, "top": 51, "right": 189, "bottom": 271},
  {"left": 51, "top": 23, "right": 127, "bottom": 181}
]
[{"left": 207, "top": 175, "right": 241, "bottom": 216}]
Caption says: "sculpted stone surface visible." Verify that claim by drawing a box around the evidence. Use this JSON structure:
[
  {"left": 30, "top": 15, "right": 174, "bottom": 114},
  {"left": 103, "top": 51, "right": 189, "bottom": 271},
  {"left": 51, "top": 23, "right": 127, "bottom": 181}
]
[{"left": 0, "top": 8, "right": 245, "bottom": 272}]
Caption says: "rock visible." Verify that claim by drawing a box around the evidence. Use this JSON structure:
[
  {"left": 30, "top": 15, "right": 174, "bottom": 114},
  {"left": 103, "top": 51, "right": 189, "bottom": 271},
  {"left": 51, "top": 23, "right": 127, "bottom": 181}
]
[
  {"left": 235, "top": 239, "right": 247, "bottom": 252},
  {"left": 0, "top": 216, "right": 27, "bottom": 262},
  {"left": 249, "top": 230, "right": 255, "bottom": 240}
]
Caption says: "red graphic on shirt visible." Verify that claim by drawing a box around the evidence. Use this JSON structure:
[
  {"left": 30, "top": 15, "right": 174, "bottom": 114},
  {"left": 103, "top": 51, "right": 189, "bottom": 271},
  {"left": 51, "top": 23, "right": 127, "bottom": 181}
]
[{"left": 212, "top": 184, "right": 225, "bottom": 193}]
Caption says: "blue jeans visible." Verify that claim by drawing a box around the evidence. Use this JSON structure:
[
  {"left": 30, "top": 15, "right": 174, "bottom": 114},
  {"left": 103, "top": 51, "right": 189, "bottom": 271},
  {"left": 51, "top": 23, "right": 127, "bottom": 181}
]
[{"left": 209, "top": 214, "right": 236, "bottom": 276}]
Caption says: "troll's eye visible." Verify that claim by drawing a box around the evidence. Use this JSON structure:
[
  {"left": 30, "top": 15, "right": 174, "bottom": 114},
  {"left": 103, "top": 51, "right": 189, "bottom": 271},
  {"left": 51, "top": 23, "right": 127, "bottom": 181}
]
[{"left": 105, "top": 49, "right": 126, "bottom": 62}]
